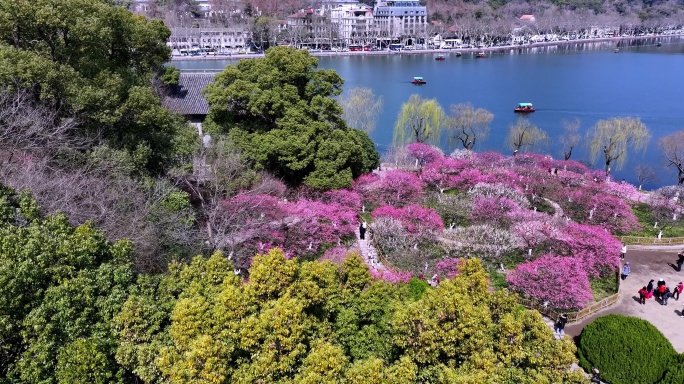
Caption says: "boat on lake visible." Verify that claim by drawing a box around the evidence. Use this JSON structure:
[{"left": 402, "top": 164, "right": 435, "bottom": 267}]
[
  {"left": 476, "top": 52, "right": 486, "bottom": 58},
  {"left": 614, "top": 48, "right": 620, "bottom": 53},
  {"left": 435, "top": 55, "right": 445, "bottom": 61},
  {"left": 514, "top": 102, "right": 535, "bottom": 113},
  {"left": 454, "top": 51, "right": 462, "bottom": 57},
  {"left": 656, "top": 42, "right": 662, "bottom": 47},
  {"left": 411, "top": 76, "right": 426, "bottom": 85}
]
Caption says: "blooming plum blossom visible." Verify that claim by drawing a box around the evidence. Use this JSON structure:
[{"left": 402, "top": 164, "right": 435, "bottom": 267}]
[
  {"left": 468, "top": 182, "right": 530, "bottom": 209},
  {"left": 372, "top": 204, "right": 444, "bottom": 234},
  {"left": 370, "top": 268, "right": 412, "bottom": 283},
  {"left": 506, "top": 255, "right": 594, "bottom": 310},
  {"left": 320, "top": 246, "right": 351, "bottom": 264},
  {"left": 321, "top": 189, "right": 363, "bottom": 210},
  {"left": 406, "top": 142, "right": 444, "bottom": 166},
  {"left": 435, "top": 258, "right": 463, "bottom": 279},
  {"left": 469, "top": 196, "right": 522, "bottom": 227},
  {"left": 421, "top": 157, "right": 469, "bottom": 193},
  {"left": 377, "top": 171, "right": 424, "bottom": 206},
  {"left": 449, "top": 148, "right": 475, "bottom": 160},
  {"left": 474, "top": 151, "right": 506, "bottom": 166},
  {"left": 440, "top": 224, "right": 520, "bottom": 260}
]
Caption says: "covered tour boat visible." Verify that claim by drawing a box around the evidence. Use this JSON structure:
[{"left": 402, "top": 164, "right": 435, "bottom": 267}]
[
  {"left": 435, "top": 55, "right": 446, "bottom": 61},
  {"left": 514, "top": 102, "right": 535, "bottom": 113},
  {"left": 412, "top": 76, "right": 426, "bottom": 85},
  {"left": 475, "top": 52, "right": 486, "bottom": 58},
  {"left": 455, "top": 51, "right": 462, "bottom": 57}
]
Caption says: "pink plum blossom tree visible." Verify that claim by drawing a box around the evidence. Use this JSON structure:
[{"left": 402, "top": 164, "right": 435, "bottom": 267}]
[
  {"left": 406, "top": 142, "right": 444, "bottom": 167},
  {"left": 506, "top": 255, "right": 594, "bottom": 310},
  {"left": 372, "top": 204, "right": 444, "bottom": 234}
]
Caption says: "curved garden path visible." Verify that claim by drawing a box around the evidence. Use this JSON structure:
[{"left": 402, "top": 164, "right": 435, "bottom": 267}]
[{"left": 565, "top": 245, "right": 684, "bottom": 352}]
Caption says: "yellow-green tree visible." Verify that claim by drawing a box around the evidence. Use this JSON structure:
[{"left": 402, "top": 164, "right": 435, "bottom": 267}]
[
  {"left": 116, "top": 251, "right": 586, "bottom": 383},
  {"left": 393, "top": 95, "right": 446, "bottom": 145},
  {"left": 588, "top": 117, "right": 650, "bottom": 175},
  {"left": 507, "top": 118, "right": 549, "bottom": 155},
  {"left": 339, "top": 87, "right": 384, "bottom": 135}
]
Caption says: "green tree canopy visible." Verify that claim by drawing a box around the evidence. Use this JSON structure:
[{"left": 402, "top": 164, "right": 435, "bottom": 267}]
[
  {"left": 0, "top": 185, "right": 135, "bottom": 383},
  {"left": 117, "top": 251, "right": 585, "bottom": 383},
  {"left": 0, "top": 0, "right": 197, "bottom": 173},
  {"left": 203, "top": 46, "right": 378, "bottom": 189}
]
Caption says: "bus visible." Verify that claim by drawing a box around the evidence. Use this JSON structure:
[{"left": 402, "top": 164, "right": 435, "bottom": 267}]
[
  {"left": 389, "top": 44, "right": 404, "bottom": 51},
  {"left": 348, "top": 45, "right": 363, "bottom": 51}
]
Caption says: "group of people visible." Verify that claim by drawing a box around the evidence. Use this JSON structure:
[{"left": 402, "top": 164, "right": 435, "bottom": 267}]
[{"left": 638, "top": 279, "right": 683, "bottom": 306}]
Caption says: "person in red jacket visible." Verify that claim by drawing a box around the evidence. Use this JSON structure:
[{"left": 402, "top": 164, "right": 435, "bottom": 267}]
[
  {"left": 674, "top": 282, "right": 683, "bottom": 301},
  {"left": 638, "top": 286, "right": 648, "bottom": 304}
]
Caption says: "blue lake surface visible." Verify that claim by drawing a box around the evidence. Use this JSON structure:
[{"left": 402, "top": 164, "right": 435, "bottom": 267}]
[{"left": 172, "top": 37, "right": 684, "bottom": 189}]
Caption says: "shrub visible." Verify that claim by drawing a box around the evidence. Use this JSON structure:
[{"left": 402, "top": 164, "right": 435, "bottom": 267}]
[
  {"left": 662, "top": 354, "right": 684, "bottom": 384},
  {"left": 578, "top": 314, "right": 676, "bottom": 384}
]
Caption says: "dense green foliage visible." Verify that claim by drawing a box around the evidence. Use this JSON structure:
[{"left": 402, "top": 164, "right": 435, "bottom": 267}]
[
  {"left": 578, "top": 314, "right": 677, "bottom": 384},
  {"left": 0, "top": 186, "right": 135, "bottom": 383},
  {"left": 0, "top": 184, "right": 586, "bottom": 383},
  {"left": 203, "top": 46, "right": 379, "bottom": 189},
  {"left": 117, "top": 249, "right": 586, "bottom": 383},
  {"left": 0, "top": 0, "right": 198, "bottom": 173}
]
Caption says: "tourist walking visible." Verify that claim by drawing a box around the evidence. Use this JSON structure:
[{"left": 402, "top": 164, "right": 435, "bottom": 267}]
[
  {"left": 638, "top": 286, "right": 648, "bottom": 304},
  {"left": 554, "top": 313, "right": 568, "bottom": 336},
  {"left": 620, "top": 244, "right": 627, "bottom": 260},
  {"left": 359, "top": 221, "right": 367, "bottom": 240},
  {"left": 677, "top": 252, "right": 684, "bottom": 272},
  {"left": 647, "top": 279, "right": 655, "bottom": 298},
  {"left": 657, "top": 282, "right": 667, "bottom": 302},
  {"left": 621, "top": 262, "right": 630, "bottom": 280},
  {"left": 662, "top": 288, "right": 672, "bottom": 306},
  {"left": 674, "top": 282, "right": 683, "bottom": 301}
]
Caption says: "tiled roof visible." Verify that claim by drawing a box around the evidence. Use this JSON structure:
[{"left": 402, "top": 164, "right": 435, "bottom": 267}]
[{"left": 162, "top": 73, "right": 215, "bottom": 116}]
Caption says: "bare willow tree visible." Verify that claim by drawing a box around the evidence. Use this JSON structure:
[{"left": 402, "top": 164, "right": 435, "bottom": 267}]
[
  {"left": 338, "top": 87, "right": 384, "bottom": 134},
  {"left": 559, "top": 118, "right": 581, "bottom": 160},
  {"left": 0, "top": 158, "right": 196, "bottom": 272},
  {"left": 588, "top": 117, "right": 650, "bottom": 176},
  {"left": 507, "top": 118, "right": 549, "bottom": 156},
  {"left": 658, "top": 131, "right": 684, "bottom": 185},
  {"left": 0, "top": 90, "right": 82, "bottom": 162},
  {"left": 393, "top": 94, "right": 446, "bottom": 145},
  {"left": 446, "top": 103, "right": 493, "bottom": 150},
  {"left": 634, "top": 163, "right": 658, "bottom": 190}
]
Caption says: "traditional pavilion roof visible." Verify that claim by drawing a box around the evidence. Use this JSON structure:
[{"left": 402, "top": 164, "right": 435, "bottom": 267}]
[{"left": 162, "top": 73, "right": 215, "bottom": 116}]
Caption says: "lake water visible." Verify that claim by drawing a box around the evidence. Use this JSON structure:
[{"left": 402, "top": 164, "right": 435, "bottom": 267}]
[{"left": 172, "top": 37, "right": 684, "bottom": 189}]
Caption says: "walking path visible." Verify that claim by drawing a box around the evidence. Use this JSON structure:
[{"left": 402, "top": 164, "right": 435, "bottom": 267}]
[
  {"left": 564, "top": 247, "right": 684, "bottom": 352},
  {"left": 355, "top": 231, "right": 387, "bottom": 272}
]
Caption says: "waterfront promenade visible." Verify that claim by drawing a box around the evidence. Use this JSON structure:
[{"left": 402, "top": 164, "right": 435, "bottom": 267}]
[{"left": 170, "top": 33, "right": 683, "bottom": 62}]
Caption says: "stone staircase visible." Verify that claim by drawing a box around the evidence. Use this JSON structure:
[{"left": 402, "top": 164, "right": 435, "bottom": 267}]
[{"left": 356, "top": 233, "right": 387, "bottom": 272}]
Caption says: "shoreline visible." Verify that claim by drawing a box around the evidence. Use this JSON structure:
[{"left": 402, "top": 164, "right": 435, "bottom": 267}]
[{"left": 170, "top": 33, "right": 683, "bottom": 62}]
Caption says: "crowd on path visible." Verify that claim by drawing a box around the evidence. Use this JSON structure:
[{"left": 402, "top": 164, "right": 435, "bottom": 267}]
[{"left": 623, "top": 246, "right": 684, "bottom": 313}]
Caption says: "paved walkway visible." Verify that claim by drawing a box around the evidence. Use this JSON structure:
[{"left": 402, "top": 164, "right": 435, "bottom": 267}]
[
  {"left": 356, "top": 231, "right": 387, "bottom": 272},
  {"left": 565, "top": 247, "right": 684, "bottom": 352}
]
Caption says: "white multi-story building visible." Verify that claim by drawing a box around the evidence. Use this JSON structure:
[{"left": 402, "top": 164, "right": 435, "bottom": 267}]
[
  {"left": 130, "top": 0, "right": 212, "bottom": 16},
  {"left": 373, "top": 0, "right": 427, "bottom": 41},
  {"left": 329, "top": 4, "right": 374, "bottom": 43},
  {"left": 168, "top": 27, "right": 250, "bottom": 52}
]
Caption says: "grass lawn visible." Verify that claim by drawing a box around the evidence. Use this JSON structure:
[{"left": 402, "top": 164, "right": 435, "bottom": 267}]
[
  {"left": 628, "top": 203, "right": 684, "bottom": 238},
  {"left": 590, "top": 273, "right": 619, "bottom": 301}
]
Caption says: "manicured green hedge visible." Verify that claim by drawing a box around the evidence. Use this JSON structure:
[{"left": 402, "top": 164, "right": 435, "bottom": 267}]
[
  {"left": 578, "top": 314, "right": 676, "bottom": 384},
  {"left": 661, "top": 354, "right": 684, "bottom": 384}
]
